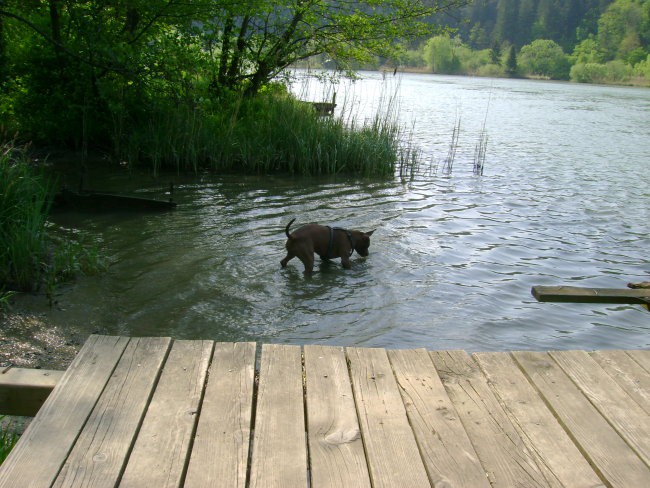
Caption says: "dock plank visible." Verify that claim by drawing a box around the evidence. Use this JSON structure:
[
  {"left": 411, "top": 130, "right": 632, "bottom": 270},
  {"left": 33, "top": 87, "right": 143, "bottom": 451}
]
[
  {"left": 249, "top": 344, "right": 307, "bottom": 488},
  {"left": 387, "top": 348, "right": 490, "bottom": 487},
  {"left": 551, "top": 350, "right": 650, "bottom": 465},
  {"left": 52, "top": 337, "right": 171, "bottom": 488},
  {"left": 627, "top": 349, "right": 650, "bottom": 374},
  {"left": 532, "top": 285, "right": 650, "bottom": 304},
  {"left": 0, "top": 335, "right": 129, "bottom": 488},
  {"left": 590, "top": 350, "right": 650, "bottom": 414},
  {"left": 514, "top": 351, "right": 650, "bottom": 487},
  {"left": 304, "top": 345, "right": 371, "bottom": 488},
  {"left": 430, "top": 350, "right": 549, "bottom": 487},
  {"left": 184, "top": 342, "right": 256, "bottom": 488},
  {"left": 119, "top": 340, "right": 213, "bottom": 488},
  {"left": 474, "top": 352, "right": 603, "bottom": 488},
  {"left": 347, "top": 347, "right": 430, "bottom": 488}
]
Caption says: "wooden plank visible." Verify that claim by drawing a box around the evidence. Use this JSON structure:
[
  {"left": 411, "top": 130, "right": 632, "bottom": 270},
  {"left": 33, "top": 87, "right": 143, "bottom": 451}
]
[
  {"left": 532, "top": 285, "right": 650, "bottom": 304},
  {"left": 590, "top": 350, "right": 650, "bottom": 415},
  {"left": 627, "top": 350, "right": 650, "bottom": 374},
  {"left": 429, "top": 350, "right": 549, "bottom": 487},
  {"left": 119, "top": 340, "right": 213, "bottom": 488},
  {"left": 551, "top": 350, "right": 650, "bottom": 465},
  {"left": 0, "top": 335, "right": 129, "bottom": 488},
  {"left": 0, "top": 368, "right": 64, "bottom": 416},
  {"left": 347, "top": 347, "right": 430, "bottom": 488},
  {"left": 387, "top": 349, "right": 489, "bottom": 487},
  {"left": 249, "top": 344, "right": 307, "bottom": 488},
  {"left": 514, "top": 351, "right": 650, "bottom": 487},
  {"left": 184, "top": 342, "right": 256, "bottom": 488},
  {"left": 303, "top": 345, "right": 371, "bottom": 488},
  {"left": 52, "top": 337, "right": 171, "bottom": 488},
  {"left": 474, "top": 352, "right": 603, "bottom": 488}
]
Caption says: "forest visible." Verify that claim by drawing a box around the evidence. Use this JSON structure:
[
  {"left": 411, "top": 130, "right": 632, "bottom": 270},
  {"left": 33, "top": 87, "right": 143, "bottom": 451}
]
[{"left": 394, "top": 0, "right": 650, "bottom": 84}]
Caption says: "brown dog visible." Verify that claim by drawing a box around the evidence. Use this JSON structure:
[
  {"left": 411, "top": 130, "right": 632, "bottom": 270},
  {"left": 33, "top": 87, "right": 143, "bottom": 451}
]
[{"left": 281, "top": 218, "right": 375, "bottom": 275}]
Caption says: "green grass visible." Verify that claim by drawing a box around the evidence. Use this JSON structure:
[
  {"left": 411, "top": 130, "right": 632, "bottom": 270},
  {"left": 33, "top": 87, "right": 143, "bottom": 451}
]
[
  {"left": 0, "top": 144, "right": 54, "bottom": 291},
  {"left": 118, "top": 88, "right": 420, "bottom": 177},
  {"left": 0, "top": 144, "right": 106, "bottom": 297},
  {"left": 0, "top": 417, "right": 18, "bottom": 465}
]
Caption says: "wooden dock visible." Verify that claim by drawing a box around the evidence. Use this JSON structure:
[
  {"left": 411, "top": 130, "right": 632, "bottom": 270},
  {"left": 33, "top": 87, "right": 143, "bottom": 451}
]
[{"left": 0, "top": 335, "right": 649, "bottom": 487}]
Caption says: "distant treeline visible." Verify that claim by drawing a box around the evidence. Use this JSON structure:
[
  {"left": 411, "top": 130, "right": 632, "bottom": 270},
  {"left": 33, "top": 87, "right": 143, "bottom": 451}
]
[
  {"left": 390, "top": 0, "right": 650, "bottom": 85},
  {"left": 430, "top": 0, "right": 615, "bottom": 52}
]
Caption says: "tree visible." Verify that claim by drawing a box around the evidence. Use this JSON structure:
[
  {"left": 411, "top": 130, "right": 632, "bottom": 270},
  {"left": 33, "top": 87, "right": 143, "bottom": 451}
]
[
  {"left": 597, "top": 0, "right": 647, "bottom": 61},
  {"left": 519, "top": 39, "right": 570, "bottom": 79},
  {"left": 211, "top": 0, "right": 465, "bottom": 95},
  {"left": 424, "top": 35, "right": 461, "bottom": 73},
  {"left": 505, "top": 44, "right": 518, "bottom": 75}
]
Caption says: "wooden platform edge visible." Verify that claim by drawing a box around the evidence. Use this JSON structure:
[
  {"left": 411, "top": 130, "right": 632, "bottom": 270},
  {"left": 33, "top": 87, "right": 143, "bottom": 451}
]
[
  {"left": 532, "top": 285, "right": 650, "bottom": 305},
  {"left": 0, "top": 368, "right": 64, "bottom": 416}
]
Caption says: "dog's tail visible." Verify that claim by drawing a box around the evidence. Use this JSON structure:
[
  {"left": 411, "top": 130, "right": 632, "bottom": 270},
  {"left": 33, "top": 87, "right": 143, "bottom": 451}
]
[{"left": 285, "top": 218, "right": 296, "bottom": 238}]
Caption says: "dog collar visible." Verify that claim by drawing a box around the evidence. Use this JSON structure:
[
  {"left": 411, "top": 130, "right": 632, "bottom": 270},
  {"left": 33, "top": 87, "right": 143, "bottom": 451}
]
[{"left": 326, "top": 226, "right": 355, "bottom": 258}]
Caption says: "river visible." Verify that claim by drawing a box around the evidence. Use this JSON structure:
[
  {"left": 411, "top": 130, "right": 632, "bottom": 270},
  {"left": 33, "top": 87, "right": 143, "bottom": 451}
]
[{"left": 6, "top": 72, "right": 650, "bottom": 366}]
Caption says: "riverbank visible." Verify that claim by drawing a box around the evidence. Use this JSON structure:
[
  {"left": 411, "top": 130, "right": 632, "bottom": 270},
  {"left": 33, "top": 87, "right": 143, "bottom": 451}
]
[{"left": 0, "top": 310, "right": 81, "bottom": 371}]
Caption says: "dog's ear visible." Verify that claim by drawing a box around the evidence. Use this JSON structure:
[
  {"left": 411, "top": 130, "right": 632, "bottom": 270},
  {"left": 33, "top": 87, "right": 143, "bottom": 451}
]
[{"left": 366, "top": 230, "right": 375, "bottom": 237}]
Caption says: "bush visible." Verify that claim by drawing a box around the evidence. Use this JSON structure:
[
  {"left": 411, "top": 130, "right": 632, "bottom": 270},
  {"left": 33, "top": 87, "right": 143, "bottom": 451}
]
[
  {"left": 519, "top": 40, "right": 571, "bottom": 80},
  {"left": 570, "top": 62, "right": 609, "bottom": 83},
  {"left": 633, "top": 55, "right": 650, "bottom": 80}
]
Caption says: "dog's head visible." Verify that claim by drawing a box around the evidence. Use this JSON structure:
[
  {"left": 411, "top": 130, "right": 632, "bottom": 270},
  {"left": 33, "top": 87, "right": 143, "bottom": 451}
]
[{"left": 354, "top": 230, "right": 375, "bottom": 257}]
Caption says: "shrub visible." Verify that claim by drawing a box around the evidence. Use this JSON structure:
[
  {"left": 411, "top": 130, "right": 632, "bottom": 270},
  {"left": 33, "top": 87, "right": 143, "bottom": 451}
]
[
  {"left": 519, "top": 40, "right": 571, "bottom": 80},
  {"left": 570, "top": 62, "right": 609, "bottom": 83}
]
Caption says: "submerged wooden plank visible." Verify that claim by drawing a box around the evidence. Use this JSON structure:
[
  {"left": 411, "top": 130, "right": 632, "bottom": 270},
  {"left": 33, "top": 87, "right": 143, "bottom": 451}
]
[
  {"left": 430, "top": 350, "right": 548, "bottom": 487},
  {"left": 249, "top": 344, "right": 307, "bottom": 488},
  {"left": 532, "top": 285, "right": 650, "bottom": 304},
  {"left": 184, "top": 342, "right": 256, "bottom": 488},
  {"left": 52, "top": 337, "right": 171, "bottom": 488},
  {"left": 0, "top": 368, "right": 64, "bottom": 416},
  {"left": 304, "top": 345, "right": 371, "bottom": 488},
  {"left": 119, "top": 340, "right": 213, "bottom": 488},
  {"left": 347, "top": 347, "right": 430, "bottom": 488},
  {"left": 514, "top": 351, "right": 650, "bottom": 488},
  {"left": 387, "top": 349, "right": 490, "bottom": 487},
  {"left": 551, "top": 350, "right": 650, "bottom": 466},
  {"left": 0, "top": 335, "right": 129, "bottom": 488},
  {"left": 590, "top": 350, "right": 650, "bottom": 414},
  {"left": 474, "top": 352, "right": 603, "bottom": 488}
]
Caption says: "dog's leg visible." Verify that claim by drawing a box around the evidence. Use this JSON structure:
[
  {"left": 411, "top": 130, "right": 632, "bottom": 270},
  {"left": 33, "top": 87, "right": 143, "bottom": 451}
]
[
  {"left": 298, "top": 254, "right": 315, "bottom": 276},
  {"left": 280, "top": 252, "right": 294, "bottom": 267},
  {"left": 341, "top": 255, "right": 353, "bottom": 269}
]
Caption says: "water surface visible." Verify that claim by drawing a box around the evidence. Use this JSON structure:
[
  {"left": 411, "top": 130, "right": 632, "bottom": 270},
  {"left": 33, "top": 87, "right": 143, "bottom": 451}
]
[{"left": 14, "top": 73, "right": 650, "bottom": 353}]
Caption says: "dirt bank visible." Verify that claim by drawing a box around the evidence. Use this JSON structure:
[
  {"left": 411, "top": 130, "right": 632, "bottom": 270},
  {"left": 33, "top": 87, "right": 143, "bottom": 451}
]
[{"left": 0, "top": 312, "right": 84, "bottom": 371}]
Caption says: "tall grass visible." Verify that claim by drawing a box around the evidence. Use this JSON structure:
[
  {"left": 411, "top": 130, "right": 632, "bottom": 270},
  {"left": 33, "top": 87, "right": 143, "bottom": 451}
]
[
  {"left": 0, "top": 145, "right": 104, "bottom": 298},
  {"left": 118, "top": 88, "right": 420, "bottom": 177},
  {"left": 0, "top": 417, "right": 18, "bottom": 465},
  {"left": 0, "top": 144, "right": 54, "bottom": 291}
]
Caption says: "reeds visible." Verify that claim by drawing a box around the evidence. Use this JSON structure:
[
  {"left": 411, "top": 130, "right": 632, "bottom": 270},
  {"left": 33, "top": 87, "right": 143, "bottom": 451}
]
[
  {"left": 0, "top": 144, "right": 53, "bottom": 291},
  {"left": 117, "top": 88, "right": 420, "bottom": 177},
  {"left": 443, "top": 114, "right": 461, "bottom": 174},
  {"left": 473, "top": 93, "right": 491, "bottom": 176},
  {"left": 0, "top": 417, "right": 18, "bottom": 465},
  {"left": 0, "top": 144, "right": 105, "bottom": 296}
]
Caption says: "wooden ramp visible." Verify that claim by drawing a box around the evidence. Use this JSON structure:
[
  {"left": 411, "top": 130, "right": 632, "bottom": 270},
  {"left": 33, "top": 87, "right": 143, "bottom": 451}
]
[{"left": 1, "top": 336, "right": 649, "bottom": 487}]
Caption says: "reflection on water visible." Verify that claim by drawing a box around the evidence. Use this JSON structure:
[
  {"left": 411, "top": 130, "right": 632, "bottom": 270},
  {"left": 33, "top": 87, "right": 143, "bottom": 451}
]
[{"left": 10, "top": 73, "right": 650, "bottom": 356}]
